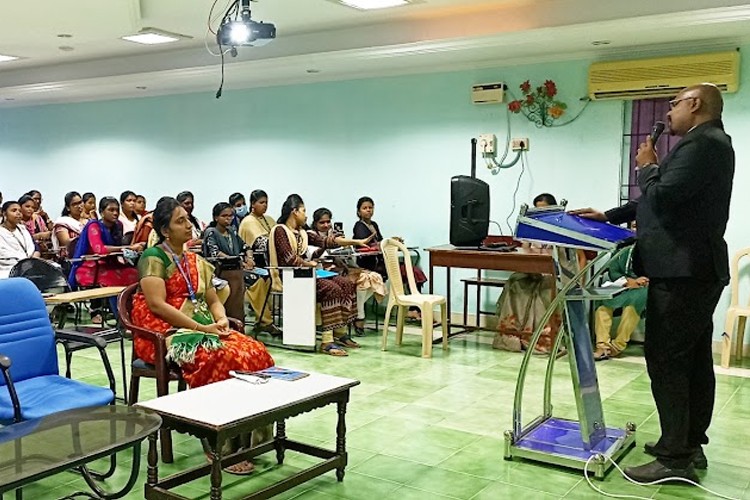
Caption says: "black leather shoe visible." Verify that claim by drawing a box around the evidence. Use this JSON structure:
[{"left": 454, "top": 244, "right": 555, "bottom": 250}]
[
  {"left": 624, "top": 459, "right": 699, "bottom": 484},
  {"left": 644, "top": 442, "right": 707, "bottom": 470}
]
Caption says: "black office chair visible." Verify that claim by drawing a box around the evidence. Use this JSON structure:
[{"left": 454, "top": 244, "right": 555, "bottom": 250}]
[{"left": 9, "top": 258, "right": 70, "bottom": 295}]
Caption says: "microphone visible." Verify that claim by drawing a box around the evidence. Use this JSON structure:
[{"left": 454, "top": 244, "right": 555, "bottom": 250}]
[{"left": 649, "top": 121, "right": 665, "bottom": 144}]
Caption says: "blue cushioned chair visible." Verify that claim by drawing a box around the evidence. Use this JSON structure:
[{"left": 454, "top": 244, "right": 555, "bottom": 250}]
[{"left": 0, "top": 278, "right": 115, "bottom": 424}]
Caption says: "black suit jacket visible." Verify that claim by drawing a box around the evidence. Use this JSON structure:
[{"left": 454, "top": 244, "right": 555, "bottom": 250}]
[{"left": 605, "top": 119, "right": 734, "bottom": 284}]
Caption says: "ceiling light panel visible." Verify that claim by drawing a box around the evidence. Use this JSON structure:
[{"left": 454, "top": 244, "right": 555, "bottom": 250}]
[
  {"left": 121, "top": 29, "right": 183, "bottom": 45},
  {"left": 339, "top": 0, "right": 409, "bottom": 10},
  {"left": 0, "top": 54, "right": 19, "bottom": 63}
]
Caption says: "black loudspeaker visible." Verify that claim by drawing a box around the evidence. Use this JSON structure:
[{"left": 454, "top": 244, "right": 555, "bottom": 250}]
[{"left": 450, "top": 175, "right": 490, "bottom": 247}]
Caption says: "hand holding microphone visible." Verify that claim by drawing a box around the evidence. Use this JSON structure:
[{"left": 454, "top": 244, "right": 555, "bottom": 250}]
[{"left": 635, "top": 121, "right": 664, "bottom": 167}]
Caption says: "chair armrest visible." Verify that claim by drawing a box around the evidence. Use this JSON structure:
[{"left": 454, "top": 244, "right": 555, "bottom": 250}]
[
  {"left": 55, "top": 329, "right": 107, "bottom": 349},
  {"left": 0, "top": 353, "right": 22, "bottom": 423},
  {"left": 55, "top": 330, "right": 116, "bottom": 394}
]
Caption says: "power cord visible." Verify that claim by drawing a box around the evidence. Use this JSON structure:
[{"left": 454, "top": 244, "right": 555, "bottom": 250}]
[
  {"left": 504, "top": 151, "right": 526, "bottom": 234},
  {"left": 583, "top": 454, "right": 740, "bottom": 500},
  {"left": 488, "top": 220, "right": 504, "bottom": 236}
]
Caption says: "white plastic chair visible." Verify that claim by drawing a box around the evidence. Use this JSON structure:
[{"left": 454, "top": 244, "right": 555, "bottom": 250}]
[
  {"left": 721, "top": 247, "right": 750, "bottom": 368},
  {"left": 380, "top": 238, "right": 448, "bottom": 358}
]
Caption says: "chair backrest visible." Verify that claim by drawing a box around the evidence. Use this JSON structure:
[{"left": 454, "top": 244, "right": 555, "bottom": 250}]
[
  {"left": 117, "top": 283, "right": 138, "bottom": 331},
  {"left": 8, "top": 258, "right": 71, "bottom": 295},
  {"left": 729, "top": 247, "right": 750, "bottom": 308},
  {"left": 380, "top": 238, "right": 419, "bottom": 297},
  {"left": 0, "top": 278, "right": 59, "bottom": 386}
]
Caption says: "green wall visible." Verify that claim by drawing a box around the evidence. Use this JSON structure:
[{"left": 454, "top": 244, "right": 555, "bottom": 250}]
[{"left": 1, "top": 51, "right": 747, "bottom": 342}]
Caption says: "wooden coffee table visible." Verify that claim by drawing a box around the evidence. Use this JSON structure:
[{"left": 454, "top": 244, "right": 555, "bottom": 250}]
[{"left": 136, "top": 371, "right": 359, "bottom": 500}]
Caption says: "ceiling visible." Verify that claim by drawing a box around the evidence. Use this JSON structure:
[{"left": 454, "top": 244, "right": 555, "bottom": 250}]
[{"left": 2, "top": 0, "right": 750, "bottom": 107}]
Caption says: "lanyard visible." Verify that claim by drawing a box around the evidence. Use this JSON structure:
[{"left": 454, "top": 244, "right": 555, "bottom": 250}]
[{"left": 163, "top": 243, "right": 198, "bottom": 305}]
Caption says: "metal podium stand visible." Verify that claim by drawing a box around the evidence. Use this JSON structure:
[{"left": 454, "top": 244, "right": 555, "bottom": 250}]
[{"left": 503, "top": 204, "right": 638, "bottom": 479}]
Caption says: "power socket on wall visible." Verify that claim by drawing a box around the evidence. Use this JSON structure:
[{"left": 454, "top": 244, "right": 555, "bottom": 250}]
[
  {"left": 511, "top": 137, "right": 530, "bottom": 151},
  {"left": 478, "top": 133, "right": 497, "bottom": 157}
]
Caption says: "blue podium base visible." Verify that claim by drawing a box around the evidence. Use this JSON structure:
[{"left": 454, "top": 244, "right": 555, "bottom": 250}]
[{"left": 504, "top": 417, "right": 637, "bottom": 479}]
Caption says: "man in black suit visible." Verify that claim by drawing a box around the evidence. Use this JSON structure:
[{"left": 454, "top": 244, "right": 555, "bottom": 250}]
[{"left": 573, "top": 83, "right": 734, "bottom": 483}]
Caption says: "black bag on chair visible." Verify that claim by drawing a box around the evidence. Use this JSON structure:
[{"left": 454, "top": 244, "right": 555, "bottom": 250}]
[{"left": 9, "top": 258, "right": 71, "bottom": 295}]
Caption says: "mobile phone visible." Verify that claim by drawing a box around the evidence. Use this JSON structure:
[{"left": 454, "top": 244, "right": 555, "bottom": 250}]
[{"left": 333, "top": 222, "right": 343, "bottom": 233}]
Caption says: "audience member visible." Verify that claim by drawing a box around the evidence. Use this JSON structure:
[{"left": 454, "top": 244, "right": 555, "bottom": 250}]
[
  {"left": 177, "top": 191, "right": 206, "bottom": 246},
  {"left": 19, "top": 193, "right": 52, "bottom": 254},
  {"left": 52, "top": 191, "right": 86, "bottom": 258},
  {"left": 229, "top": 192, "right": 248, "bottom": 230},
  {"left": 0, "top": 200, "right": 39, "bottom": 278},
  {"left": 68, "top": 196, "right": 144, "bottom": 290},
  {"left": 494, "top": 194, "right": 563, "bottom": 354},
  {"left": 82, "top": 192, "right": 98, "bottom": 220},
  {"left": 594, "top": 243, "right": 648, "bottom": 360},
  {"left": 203, "top": 202, "right": 252, "bottom": 323},
  {"left": 134, "top": 194, "right": 147, "bottom": 217},
  {"left": 310, "top": 207, "right": 383, "bottom": 336},
  {"left": 27, "top": 190, "right": 53, "bottom": 231},
  {"left": 353, "top": 196, "right": 427, "bottom": 321},
  {"left": 132, "top": 196, "right": 274, "bottom": 474},
  {"left": 119, "top": 190, "right": 140, "bottom": 235},
  {"left": 238, "top": 189, "right": 277, "bottom": 332},
  {"left": 271, "top": 194, "right": 369, "bottom": 355}
]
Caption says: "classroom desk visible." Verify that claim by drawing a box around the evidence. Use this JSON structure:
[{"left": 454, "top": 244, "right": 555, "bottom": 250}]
[{"left": 426, "top": 245, "right": 554, "bottom": 332}]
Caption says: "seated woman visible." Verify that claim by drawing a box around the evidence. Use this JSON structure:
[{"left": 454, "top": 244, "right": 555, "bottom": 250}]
[
  {"left": 238, "top": 189, "right": 278, "bottom": 333},
  {"left": 118, "top": 190, "right": 140, "bottom": 236},
  {"left": 494, "top": 193, "right": 568, "bottom": 355},
  {"left": 352, "top": 196, "right": 428, "bottom": 321},
  {"left": 270, "top": 195, "right": 371, "bottom": 354},
  {"left": 134, "top": 194, "right": 147, "bottom": 217},
  {"left": 229, "top": 192, "right": 248, "bottom": 230},
  {"left": 52, "top": 191, "right": 87, "bottom": 259},
  {"left": 133, "top": 197, "right": 274, "bottom": 474},
  {"left": 69, "top": 196, "right": 145, "bottom": 290},
  {"left": 0, "top": 200, "right": 39, "bottom": 279},
  {"left": 82, "top": 192, "right": 98, "bottom": 220},
  {"left": 19, "top": 193, "right": 52, "bottom": 255},
  {"left": 202, "top": 202, "right": 253, "bottom": 324},
  {"left": 177, "top": 191, "right": 206, "bottom": 249},
  {"left": 309, "top": 208, "right": 384, "bottom": 336},
  {"left": 593, "top": 239, "right": 647, "bottom": 361}
]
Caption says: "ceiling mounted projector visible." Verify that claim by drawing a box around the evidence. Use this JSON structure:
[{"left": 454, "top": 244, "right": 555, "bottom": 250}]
[{"left": 217, "top": 0, "right": 276, "bottom": 47}]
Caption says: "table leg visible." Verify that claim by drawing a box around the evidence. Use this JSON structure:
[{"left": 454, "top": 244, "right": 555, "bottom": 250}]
[
  {"left": 429, "top": 262, "right": 434, "bottom": 294},
  {"left": 446, "top": 267, "right": 452, "bottom": 330},
  {"left": 275, "top": 420, "right": 287, "bottom": 465},
  {"left": 147, "top": 432, "right": 158, "bottom": 485},
  {"left": 209, "top": 440, "right": 223, "bottom": 500},
  {"left": 335, "top": 400, "right": 348, "bottom": 482}
]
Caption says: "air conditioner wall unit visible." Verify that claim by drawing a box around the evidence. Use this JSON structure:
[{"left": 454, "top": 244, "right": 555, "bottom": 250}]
[{"left": 588, "top": 50, "right": 740, "bottom": 100}]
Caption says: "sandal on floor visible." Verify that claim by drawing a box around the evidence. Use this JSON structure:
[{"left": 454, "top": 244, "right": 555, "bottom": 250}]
[
  {"left": 224, "top": 461, "right": 255, "bottom": 475},
  {"left": 321, "top": 342, "right": 348, "bottom": 356},
  {"left": 406, "top": 310, "right": 422, "bottom": 322},
  {"left": 336, "top": 334, "right": 360, "bottom": 349},
  {"left": 354, "top": 320, "right": 366, "bottom": 336},
  {"left": 593, "top": 347, "right": 610, "bottom": 361}
]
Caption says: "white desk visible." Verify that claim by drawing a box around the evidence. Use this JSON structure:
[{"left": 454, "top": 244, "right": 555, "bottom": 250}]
[{"left": 136, "top": 371, "right": 359, "bottom": 500}]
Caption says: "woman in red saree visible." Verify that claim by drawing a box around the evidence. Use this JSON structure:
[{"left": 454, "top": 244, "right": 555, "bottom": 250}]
[
  {"left": 131, "top": 197, "right": 274, "bottom": 388},
  {"left": 132, "top": 197, "right": 274, "bottom": 474}
]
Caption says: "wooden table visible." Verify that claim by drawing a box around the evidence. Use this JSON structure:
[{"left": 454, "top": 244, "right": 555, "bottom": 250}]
[
  {"left": 426, "top": 245, "right": 554, "bottom": 332},
  {"left": 43, "top": 286, "right": 126, "bottom": 306},
  {"left": 136, "top": 371, "right": 360, "bottom": 500}
]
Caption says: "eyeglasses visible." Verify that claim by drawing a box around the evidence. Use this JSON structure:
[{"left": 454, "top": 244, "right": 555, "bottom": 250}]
[{"left": 669, "top": 96, "right": 697, "bottom": 109}]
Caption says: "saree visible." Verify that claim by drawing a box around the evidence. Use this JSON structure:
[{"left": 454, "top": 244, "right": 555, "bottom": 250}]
[
  {"left": 270, "top": 224, "right": 356, "bottom": 331},
  {"left": 68, "top": 219, "right": 138, "bottom": 289},
  {"left": 132, "top": 246, "right": 274, "bottom": 388},
  {"left": 52, "top": 215, "right": 84, "bottom": 257},
  {"left": 239, "top": 213, "right": 275, "bottom": 267}
]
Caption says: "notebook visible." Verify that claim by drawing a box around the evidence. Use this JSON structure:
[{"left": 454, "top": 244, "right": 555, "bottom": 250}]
[{"left": 256, "top": 366, "right": 310, "bottom": 381}]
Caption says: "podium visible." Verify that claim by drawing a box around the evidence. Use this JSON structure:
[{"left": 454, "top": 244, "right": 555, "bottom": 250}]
[{"left": 503, "top": 204, "right": 637, "bottom": 479}]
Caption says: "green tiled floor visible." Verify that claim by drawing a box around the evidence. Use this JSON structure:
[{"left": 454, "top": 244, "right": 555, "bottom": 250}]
[{"left": 17, "top": 328, "right": 750, "bottom": 499}]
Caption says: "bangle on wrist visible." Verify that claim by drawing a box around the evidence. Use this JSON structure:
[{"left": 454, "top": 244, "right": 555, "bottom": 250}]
[{"left": 194, "top": 322, "right": 202, "bottom": 332}]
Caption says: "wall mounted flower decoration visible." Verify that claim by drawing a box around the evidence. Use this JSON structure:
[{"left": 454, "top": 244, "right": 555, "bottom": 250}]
[{"left": 508, "top": 80, "right": 568, "bottom": 127}]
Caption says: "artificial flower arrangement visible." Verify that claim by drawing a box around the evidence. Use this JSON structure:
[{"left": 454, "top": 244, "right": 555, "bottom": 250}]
[{"left": 508, "top": 80, "right": 567, "bottom": 127}]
